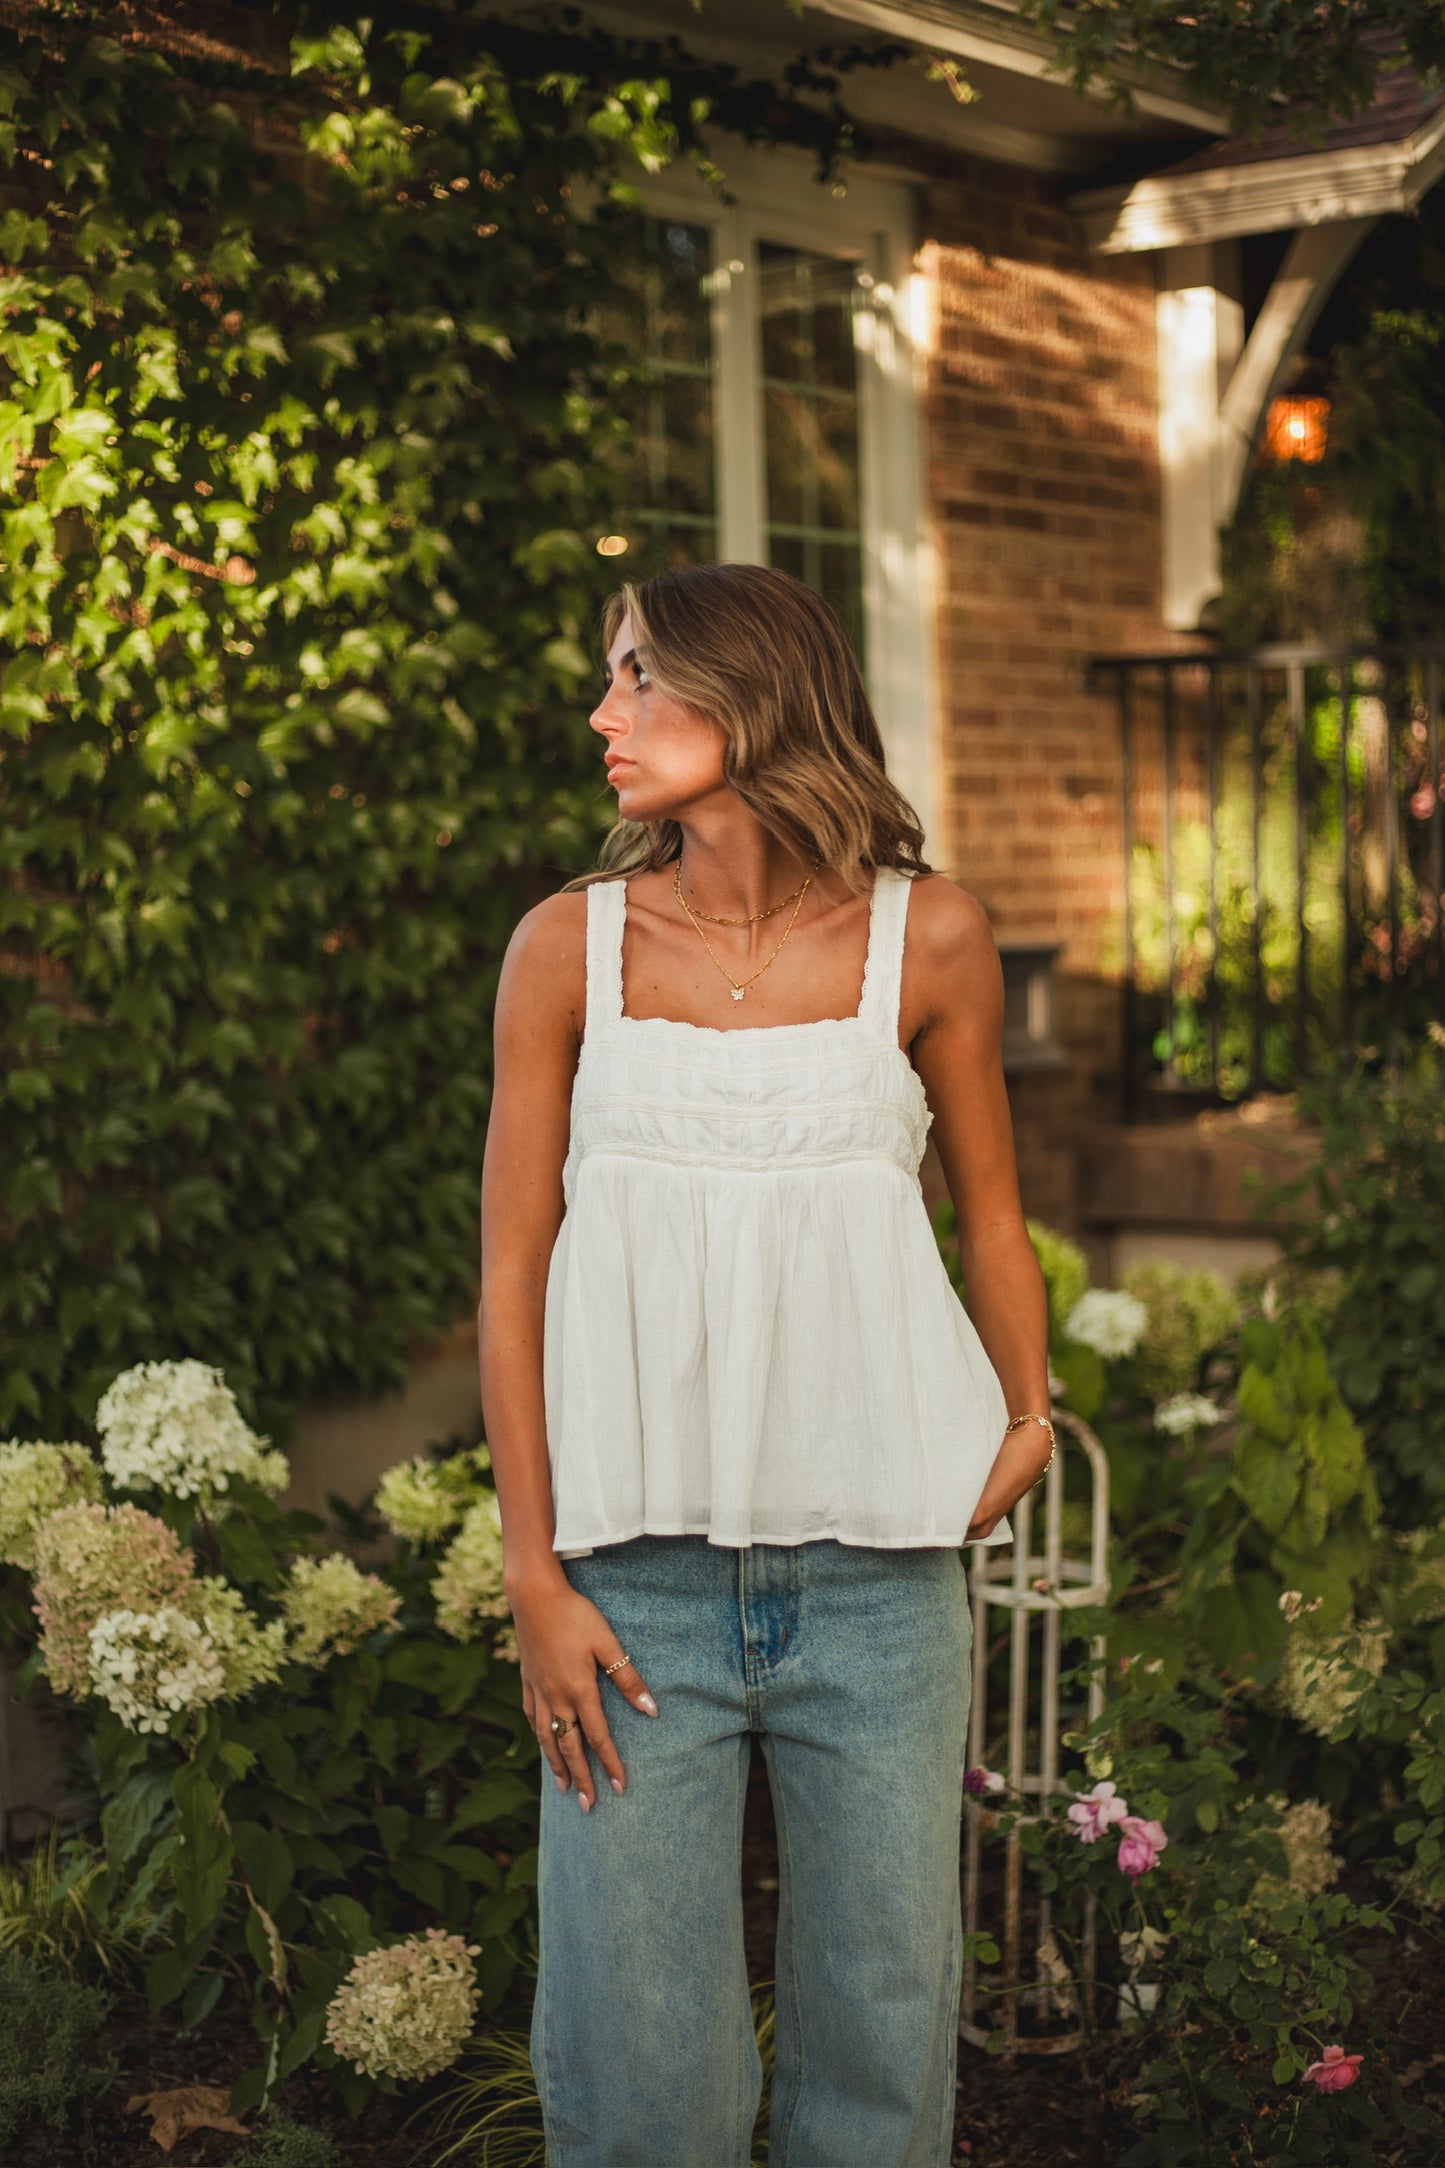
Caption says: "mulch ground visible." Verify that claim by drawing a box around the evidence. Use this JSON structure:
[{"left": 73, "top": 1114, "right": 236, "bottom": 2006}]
[{"left": 12, "top": 1743, "right": 1445, "bottom": 2164}]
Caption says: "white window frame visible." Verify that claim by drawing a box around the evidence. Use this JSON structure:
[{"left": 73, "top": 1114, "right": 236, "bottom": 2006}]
[{"left": 632, "top": 143, "right": 940, "bottom": 853}]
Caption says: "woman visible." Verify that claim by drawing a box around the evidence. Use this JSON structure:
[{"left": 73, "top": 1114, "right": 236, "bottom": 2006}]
[{"left": 479, "top": 562, "right": 1053, "bottom": 2167}]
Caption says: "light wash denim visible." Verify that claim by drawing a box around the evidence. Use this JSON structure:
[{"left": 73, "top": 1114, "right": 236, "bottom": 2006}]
[{"left": 530, "top": 1533, "right": 972, "bottom": 2167}]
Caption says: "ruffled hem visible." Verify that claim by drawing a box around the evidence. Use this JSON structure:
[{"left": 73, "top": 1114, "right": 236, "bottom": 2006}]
[{"left": 554, "top": 1515, "right": 1014, "bottom": 1560}]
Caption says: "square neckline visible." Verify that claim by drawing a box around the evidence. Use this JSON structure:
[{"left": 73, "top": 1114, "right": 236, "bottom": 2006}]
[{"left": 616, "top": 866, "right": 887, "bottom": 1040}]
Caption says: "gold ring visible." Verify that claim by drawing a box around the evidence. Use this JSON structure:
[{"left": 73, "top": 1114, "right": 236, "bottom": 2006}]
[
  {"left": 601, "top": 1653, "right": 631, "bottom": 1676},
  {"left": 550, "top": 1715, "right": 578, "bottom": 1738}
]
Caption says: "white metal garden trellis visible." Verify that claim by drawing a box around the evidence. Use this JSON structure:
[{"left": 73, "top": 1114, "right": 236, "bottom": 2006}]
[{"left": 960, "top": 1403, "right": 1111, "bottom": 2054}]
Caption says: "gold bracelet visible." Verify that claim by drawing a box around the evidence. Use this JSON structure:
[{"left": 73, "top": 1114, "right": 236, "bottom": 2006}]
[{"left": 1005, "top": 1411, "right": 1056, "bottom": 1485}]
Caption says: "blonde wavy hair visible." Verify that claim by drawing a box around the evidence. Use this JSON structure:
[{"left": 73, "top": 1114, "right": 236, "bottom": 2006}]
[{"left": 562, "top": 562, "right": 931, "bottom": 891}]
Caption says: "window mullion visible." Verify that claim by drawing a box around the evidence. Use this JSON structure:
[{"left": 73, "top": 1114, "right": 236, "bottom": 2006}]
[{"left": 714, "top": 208, "right": 765, "bottom": 564}]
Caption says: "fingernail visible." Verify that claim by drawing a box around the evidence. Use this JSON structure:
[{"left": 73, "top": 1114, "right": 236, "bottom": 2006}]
[
  {"left": 554, "top": 1773, "right": 567, "bottom": 1792},
  {"left": 611, "top": 1777, "right": 624, "bottom": 1794},
  {"left": 638, "top": 1692, "right": 658, "bottom": 1716},
  {"left": 580, "top": 1793, "right": 592, "bottom": 1812}
]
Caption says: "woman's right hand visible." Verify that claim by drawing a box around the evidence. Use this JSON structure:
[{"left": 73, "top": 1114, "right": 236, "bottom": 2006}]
[{"left": 509, "top": 1573, "right": 659, "bottom": 1812}]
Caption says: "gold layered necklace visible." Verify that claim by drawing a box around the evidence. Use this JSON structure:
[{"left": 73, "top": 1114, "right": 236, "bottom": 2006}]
[{"left": 672, "top": 857, "right": 819, "bottom": 1002}]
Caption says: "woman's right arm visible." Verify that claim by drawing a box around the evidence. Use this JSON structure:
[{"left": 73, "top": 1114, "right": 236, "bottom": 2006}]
[{"left": 478, "top": 892, "right": 657, "bottom": 1813}]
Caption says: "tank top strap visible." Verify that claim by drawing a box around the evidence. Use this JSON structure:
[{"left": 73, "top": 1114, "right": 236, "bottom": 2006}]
[
  {"left": 856, "top": 866, "right": 913, "bottom": 1043},
  {"left": 584, "top": 877, "right": 626, "bottom": 1039}
]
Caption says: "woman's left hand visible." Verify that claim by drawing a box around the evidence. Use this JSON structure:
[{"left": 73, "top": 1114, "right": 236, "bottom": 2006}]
[{"left": 966, "top": 1426, "right": 1052, "bottom": 1541}]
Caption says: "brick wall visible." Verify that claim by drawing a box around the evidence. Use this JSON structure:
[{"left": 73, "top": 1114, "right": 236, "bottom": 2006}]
[{"left": 914, "top": 154, "right": 1190, "bottom": 1232}]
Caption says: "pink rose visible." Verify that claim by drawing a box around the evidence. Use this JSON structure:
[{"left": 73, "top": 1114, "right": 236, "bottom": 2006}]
[
  {"left": 1067, "top": 1780, "right": 1129, "bottom": 1844},
  {"left": 1115, "top": 1815, "right": 1168, "bottom": 1880},
  {"left": 963, "top": 1767, "right": 1005, "bottom": 1797},
  {"left": 1302, "top": 2045, "right": 1364, "bottom": 2093}
]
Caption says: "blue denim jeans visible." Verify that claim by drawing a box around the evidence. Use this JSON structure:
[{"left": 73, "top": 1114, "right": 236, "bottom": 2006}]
[{"left": 530, "top": 1534, "right": 972, "bottom": 2167}]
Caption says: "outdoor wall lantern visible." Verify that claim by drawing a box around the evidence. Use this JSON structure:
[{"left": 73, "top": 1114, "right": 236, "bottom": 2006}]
[{"left": 1263, "top": 395, "right": 1329, "bottom": 464}]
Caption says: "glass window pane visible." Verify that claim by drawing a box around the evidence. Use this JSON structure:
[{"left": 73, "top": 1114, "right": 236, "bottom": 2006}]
[
  {"left": 602, "top": 218, "right": 718, "bottom": 573},
  {"left": 759, "top": 241, "right": 864, "bottom": 663}
]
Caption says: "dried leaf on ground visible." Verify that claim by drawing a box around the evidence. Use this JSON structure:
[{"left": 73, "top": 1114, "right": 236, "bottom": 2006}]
[{"left": 124, "top": 2084, "right": 250, "bottom": 2152}]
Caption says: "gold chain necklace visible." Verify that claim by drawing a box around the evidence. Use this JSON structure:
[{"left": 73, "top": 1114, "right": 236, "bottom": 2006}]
[
  {"left": 674, "top": 865, "right": 812, "bottom": 926},
  {"left": 672, "top": 858, "right": 817, "bottom": 1002}
]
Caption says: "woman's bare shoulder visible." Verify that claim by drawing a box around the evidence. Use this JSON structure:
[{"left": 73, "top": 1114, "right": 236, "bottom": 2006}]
[
  {"left": 496, "top": 887, "right": 592, "bottom": 1028},
  {"left": 904, "top": 871, "right": 999, "bottom": 972}
]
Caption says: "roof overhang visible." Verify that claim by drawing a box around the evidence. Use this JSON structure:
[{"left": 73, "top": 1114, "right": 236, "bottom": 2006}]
[
  {"left": 804, "top": 0, "right": 1227, "bottom": 135},
  {"left": 1073, "top": 94, "right": 1445, "bottom": 251}
]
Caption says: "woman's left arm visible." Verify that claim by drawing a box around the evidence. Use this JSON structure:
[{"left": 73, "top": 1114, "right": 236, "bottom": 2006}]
[{"left": 907, "top": 876, "right": 1054, "bottom": 1539}]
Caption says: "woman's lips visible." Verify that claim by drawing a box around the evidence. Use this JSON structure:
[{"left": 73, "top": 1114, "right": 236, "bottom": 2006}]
[{"left": 605, "top": 760, "right": 634, "bottom": 783}]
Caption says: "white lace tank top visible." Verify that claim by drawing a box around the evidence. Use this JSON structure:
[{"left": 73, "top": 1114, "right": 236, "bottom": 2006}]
[{"left": 541, "top": 865, "right": 1012, "bottom": 1558}]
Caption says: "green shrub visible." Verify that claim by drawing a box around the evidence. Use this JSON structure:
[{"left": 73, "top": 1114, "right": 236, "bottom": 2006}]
[
  {"left": 0, "top": 1955, "right": 115, "bottom": 2143},
  {"left": 0, "top": 1825, "right": 163, "bottom": 1981},
  {"left": 1119, "top": 1257, "right": 1239, "bottom": 1404},
  {"left": 1260, "top": 1034, "right": 1445, "bottom": 1523},
  {"left": 230, "top": 2111, "right": 346, "bottom": 2168},
  {"left": 979, "top": 1659, "right": 1413, "bottom": 2167},
  {"left": 0, "top": 1359, "right": 535, "bottom": 2116}
]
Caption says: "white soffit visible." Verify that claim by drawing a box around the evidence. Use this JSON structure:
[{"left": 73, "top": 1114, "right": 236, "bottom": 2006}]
[
  {"left": 805, "top": 0, "right": 1225, "bottom": 134},
  {"left": 1075, "top": 98, "right": 1445, "bottom": 252}
]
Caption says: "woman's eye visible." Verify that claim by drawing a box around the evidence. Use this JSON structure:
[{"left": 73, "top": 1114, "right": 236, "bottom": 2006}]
[{"left": 634, "top": 663, "right": 651, "bottom": 689}]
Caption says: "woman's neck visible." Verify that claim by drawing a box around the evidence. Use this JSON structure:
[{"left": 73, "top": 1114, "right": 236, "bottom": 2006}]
[{"left": 672, "top": 820, "right": 817, "bottom": 922}]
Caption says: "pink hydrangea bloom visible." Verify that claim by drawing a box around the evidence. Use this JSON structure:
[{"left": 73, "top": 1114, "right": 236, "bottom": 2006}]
[
  {"left": 1116, "top": 1815, "right": 1169, "bottom": 1880},
  {"left": 32, "top": 1502, "right": 196, "bottom": 1697},
  {"left": 1067, "top": 1780, "right": 1129, "bottom": 1844},
  {"left": 1302, "top": 2045, "right": 1364, "bottom": 2093}
]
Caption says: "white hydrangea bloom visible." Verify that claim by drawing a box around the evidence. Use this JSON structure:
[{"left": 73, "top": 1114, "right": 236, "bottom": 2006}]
[
  {"left": 1153, "top": 1392, "right": 1224, "bottom": 1437},
  {"left": 1285, "top": 1800, "right": 1338, "bottom": 1889},
  {"left": 432, "top": 1494, "right": 510, "bottom": 1643},
  {"left": 0, "top": 1441, "right": 103, "bottom": 1570},
  {"left": 1064, "top": 1288, "right": 1149, "bottom": 1362},
  {"left": 324, "top": 1928, "right": 481, "bottom": 2081},
  {"left": 374, "top": 1446, "right": 490, "bottom": 1546},
  {"left": 280, "top": 1553, "right": 400, "bottom": 1666},
  {"left": 1279, "top": 1617, "right": 1388, "bottom": 1737},
  {"left": 195, "top": 1577, "right": 288, "bottom": 1697},
  {"left": 95, "top": 1360, "right": 288, "bottom": 1506},
  {"left": 87, "top": 1606, "right": 227, "bottom": 1733}
]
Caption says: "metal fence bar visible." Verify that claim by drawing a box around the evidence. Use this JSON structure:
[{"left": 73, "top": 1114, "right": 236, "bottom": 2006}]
[
  {"left": 1339, "top": 661, "right": 1353, "bottom": 1058},
  {"left": 1289, "top": 662, "right": 1309, "bottom": 1080},
  {"left": 1205, "top": 667, "right": 1222, "bottom": 1095},
  {"left": 1160, "top": 665, "right": 1178, "bottom": 1083},
  {"left": 1091, "top": 641, "right": 1445, "bottom": 1112},
  {"left": 1385, "top": 659, "right": 1400, "bottom": 1067},
  {"left": 1118, "top": 666, "right": 1137, "bottom": 1123},
  {"left": 1248, "top": 665, "right": 1265, "bottom": 1095},
  {"left": 1430, "top": 657, "right": 1443, "bottom": 1016}
]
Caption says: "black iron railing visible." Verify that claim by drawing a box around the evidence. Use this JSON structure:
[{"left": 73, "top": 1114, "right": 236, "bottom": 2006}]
[{"left": 1087, "top": 643, "right": 1445, "bottom": 1119}]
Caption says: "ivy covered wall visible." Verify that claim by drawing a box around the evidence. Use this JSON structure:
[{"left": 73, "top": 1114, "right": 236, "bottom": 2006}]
[{"left": 0, "top": 13, "right": 692, "bottom": 1440}]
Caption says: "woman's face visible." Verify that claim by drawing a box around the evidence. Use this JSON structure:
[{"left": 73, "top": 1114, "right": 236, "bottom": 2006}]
[{"left": 589, "top": 612, "right": 728, "bottom": 823}]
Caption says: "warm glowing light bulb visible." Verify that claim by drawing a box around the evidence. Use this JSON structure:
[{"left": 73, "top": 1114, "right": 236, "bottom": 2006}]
[{"left": 596, "top": 535, "right": 629, "bottom": 557}]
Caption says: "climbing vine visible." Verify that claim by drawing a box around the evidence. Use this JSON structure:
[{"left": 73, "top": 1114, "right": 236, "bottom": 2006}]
[{"left": 0, "top": 5, "right": 892, "bottom": 1441}]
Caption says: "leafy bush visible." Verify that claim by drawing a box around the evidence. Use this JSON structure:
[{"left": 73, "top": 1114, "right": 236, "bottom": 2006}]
[
  {"left": 978, "top": 1659, "right": 1418, "bottom": 2166},
  {"left": 0, "top": 1955, "right": 116, "bottom": 2143},
  {"left": 0, "top": 0, "right": 897, "bottom": 1458},
  {"left": 0, "top": 1825, "right": 162, "bottom": 1980},
  {"left": 1260, "top": 1035, "right": 1445, "bottom": 1524},
  {"left": 0, "top": 1359, "right": 534, "bottom": 2115},
  {"left": 230, "top": 2111, "right": 346, "bottom": 2168}
]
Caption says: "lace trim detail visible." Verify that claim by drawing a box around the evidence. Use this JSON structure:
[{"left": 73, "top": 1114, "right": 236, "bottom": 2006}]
[
  {"left": 576, "top": 1091, "right": 925, "bottom": 1128},
  {"left": 569, "top": 1138, "right": 930, "bottom": 1175}
]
